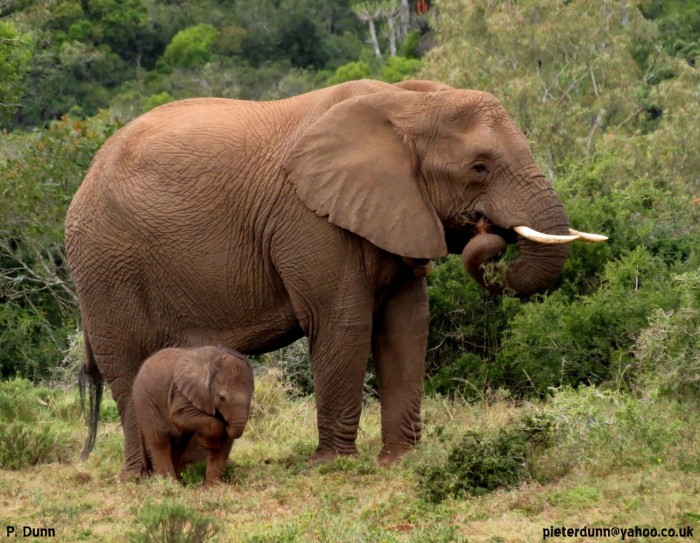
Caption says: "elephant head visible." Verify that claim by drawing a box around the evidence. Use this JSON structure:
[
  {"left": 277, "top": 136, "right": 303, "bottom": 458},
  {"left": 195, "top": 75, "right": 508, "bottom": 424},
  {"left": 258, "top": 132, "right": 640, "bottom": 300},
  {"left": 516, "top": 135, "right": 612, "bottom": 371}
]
[
  {"left": 284, "top": 84, "right": 605, "bottom": 296},
  {"left": 171, "top": 347, "right": 254, "bottom": 439}
]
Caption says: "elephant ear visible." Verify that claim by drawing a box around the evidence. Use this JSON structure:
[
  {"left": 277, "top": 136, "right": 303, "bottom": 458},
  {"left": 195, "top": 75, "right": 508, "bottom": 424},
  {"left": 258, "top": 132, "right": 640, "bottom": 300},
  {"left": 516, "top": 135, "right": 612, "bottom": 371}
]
[
  {"left": 283, "top": 92, "right": 447, "bottom": 259},
  {"left": 173, "top": 354, "right": 215, "bottom": 416}
]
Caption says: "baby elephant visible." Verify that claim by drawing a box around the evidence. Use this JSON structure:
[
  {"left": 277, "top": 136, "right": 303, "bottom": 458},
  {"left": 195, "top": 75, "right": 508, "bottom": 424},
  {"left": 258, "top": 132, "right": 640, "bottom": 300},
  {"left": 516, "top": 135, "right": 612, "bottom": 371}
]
[{"left": 133, "top": 346, "right": 254, "bottom": 485}]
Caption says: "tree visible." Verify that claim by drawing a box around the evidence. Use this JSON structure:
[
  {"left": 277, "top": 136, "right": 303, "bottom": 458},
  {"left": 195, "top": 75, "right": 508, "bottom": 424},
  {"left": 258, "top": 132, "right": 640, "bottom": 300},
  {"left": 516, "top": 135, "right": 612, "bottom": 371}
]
[
  {"left": 379, "top": 0, "right": 401, "bottom": 56},
  {"left": 0, "top": 21, "right": 32, "bottom": 125},
  {"left": 352, "top": 2, "right": 383, "bottom": 58}
]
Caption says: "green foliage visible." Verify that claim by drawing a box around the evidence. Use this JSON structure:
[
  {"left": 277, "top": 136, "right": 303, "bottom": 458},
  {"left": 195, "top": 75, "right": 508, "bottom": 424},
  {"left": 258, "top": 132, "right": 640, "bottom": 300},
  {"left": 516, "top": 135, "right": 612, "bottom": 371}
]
[
  {"left": 530, "top": 386, "right": 699, "bottom": 478},
  {"left": 0, "top": 113, "right": 118, "bottom": 379},
  {"left": 425, "top": 256, "right": 521, "bottom": 397},
  {"left": 498, "top": 248, "right": 680, "bottom": 395},
  {"left": 162, "top": 24, "right": 219, "bottom": 69},
  {"left": 417, "top": 384, "right": 700, "bottom": 503},
  {"left": 640, "top": 0, "right": 700, "bottom": 65},
  {"left": 417, "top": 424, "right": 533, "bottom": 503},
  {"left": 0, "top": 378, "right": 79, "bottom": 468},
  {"left": 399, "top": 30, "right": 421, "bottom": 59},
  {"left": 0, "top": 20, "right": 32, "bottom": 125},
  {"left": 85, "top": 0, "right": 149, "bottom": 61},
  {"left": 328, "top": 60, "right": 371, "bottom": 84},
  {"left": 213, "top": 26, "right": 246, "bottom": 57},
  {"left": 380, "top": 55, "right": 421, "bottom": 83},
  {"left": 126, "top": 500, "right": 220, "bottom": 543},
  {"left": 633, "top": 271, "right": 700, "bottom": 400},
  {"left": 144, "top": 92, "right": 175, "bottom": 112}
]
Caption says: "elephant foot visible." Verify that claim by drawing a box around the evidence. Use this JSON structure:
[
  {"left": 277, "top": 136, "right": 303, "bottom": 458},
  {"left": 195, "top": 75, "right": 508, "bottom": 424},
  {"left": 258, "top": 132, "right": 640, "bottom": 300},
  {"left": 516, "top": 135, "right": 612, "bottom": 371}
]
[
  {"left": 117, "top": 466, "right": 145, "bottom": 482},
  {"left": 308, "top": 446, "right": 358, "bottom": 465},
  {"left": 377, "top": 443, "right": 414, "bottom": 466}
]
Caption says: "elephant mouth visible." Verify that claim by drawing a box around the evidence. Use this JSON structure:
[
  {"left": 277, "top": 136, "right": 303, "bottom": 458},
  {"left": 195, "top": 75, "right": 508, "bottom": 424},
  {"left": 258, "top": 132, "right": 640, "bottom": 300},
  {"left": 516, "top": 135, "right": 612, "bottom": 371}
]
[
  {"left": 445, "top": 212, "right": 515, "bottom": 253},
  {"left": 445, "top": 212, "right": 607, "bottom": 297}
]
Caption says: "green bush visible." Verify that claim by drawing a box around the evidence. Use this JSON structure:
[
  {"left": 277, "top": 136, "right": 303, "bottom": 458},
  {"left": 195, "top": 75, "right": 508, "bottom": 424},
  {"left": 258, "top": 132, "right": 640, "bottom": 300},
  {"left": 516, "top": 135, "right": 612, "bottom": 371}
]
[
  {"left": 0, "top": 113, "right": 117, "bottom": 380},
  {"left": 328, "top": 60, "right": 371, "bottom": 84},
  {"left": 0, "top": 20, "right": 32, "bottom": 125},
  {"left": 399, "top": 30, "right": 421, "bottom": 59},
  {"left": 633, "top": 271, "right": 700, "bottom": 400},
  {"left": 0, "top": 422, "right": 72, "bottom": 469},
  {"left": 162, "top": 24, "right": 219, "bottom": 69},
  {"left": 497, "top": 247, "right": 680, "bottom": 395},
  {"left": 417, "top": 425, "right": 531, "bottom": 503},
  {"left": 425, "top": 256, "right": 521, "bottom": 397},
  {"left": 0, "top": 378, "right": 78, "bottom": 468},
  {"left": 529, "top": 386, "right": 698, "bottom": 478},
  {"left": 126, "top": 500, "right": 220, "bottom": 543},
  {"left": 144, "top": 92, "right": 174, "bottom": 112},
  {"left": 379, "top": 56, "right": 421, "bottom": 83}
]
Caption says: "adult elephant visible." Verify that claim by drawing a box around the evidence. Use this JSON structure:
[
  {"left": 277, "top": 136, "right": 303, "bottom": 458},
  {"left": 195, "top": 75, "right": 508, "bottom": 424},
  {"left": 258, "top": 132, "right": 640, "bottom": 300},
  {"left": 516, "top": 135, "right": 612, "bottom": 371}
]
[{"left": 66, "top": 79, "right": 605, "bottom": 477}]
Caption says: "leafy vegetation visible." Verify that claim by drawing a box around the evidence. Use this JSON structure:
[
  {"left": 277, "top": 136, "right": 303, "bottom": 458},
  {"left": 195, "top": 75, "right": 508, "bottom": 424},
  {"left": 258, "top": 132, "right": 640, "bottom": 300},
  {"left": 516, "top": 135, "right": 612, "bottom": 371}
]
[
  {"left": 126, "top": 500, "right": 221, "bottom": 543},
  {"left": 421, "top": 0, "right": 700, "bottom": 398}
]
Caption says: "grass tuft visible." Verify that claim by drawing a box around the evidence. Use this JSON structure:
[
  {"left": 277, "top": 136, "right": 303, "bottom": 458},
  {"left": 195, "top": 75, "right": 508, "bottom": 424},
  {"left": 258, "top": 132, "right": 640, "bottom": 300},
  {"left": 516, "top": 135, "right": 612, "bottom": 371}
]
[{"left": 125, "top": 500, "right": 220, "bottom": 543}]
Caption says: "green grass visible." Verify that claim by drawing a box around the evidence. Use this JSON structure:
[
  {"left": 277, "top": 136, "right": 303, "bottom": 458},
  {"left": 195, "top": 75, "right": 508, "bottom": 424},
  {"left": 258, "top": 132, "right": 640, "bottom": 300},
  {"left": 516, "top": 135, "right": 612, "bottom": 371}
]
[{"left": 1, "top": 371, "right": 699, "bottom": 542}]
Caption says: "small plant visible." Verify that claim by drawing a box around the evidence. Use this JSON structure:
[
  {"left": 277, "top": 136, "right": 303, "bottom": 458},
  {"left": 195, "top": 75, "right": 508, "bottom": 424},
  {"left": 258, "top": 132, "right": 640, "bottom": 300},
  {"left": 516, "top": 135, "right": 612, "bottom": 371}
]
[
  {"left": 0, "top": 378, "right": 76, "bottom": 468},
  {"left": 126, "top": 501, "right": 220, "bottom": 543},
  {"left": 417, "top": 426, "right": 530, "bottom": 503},
  {"left": 0, "top": 422, "right": 70, "bottom": 469}
]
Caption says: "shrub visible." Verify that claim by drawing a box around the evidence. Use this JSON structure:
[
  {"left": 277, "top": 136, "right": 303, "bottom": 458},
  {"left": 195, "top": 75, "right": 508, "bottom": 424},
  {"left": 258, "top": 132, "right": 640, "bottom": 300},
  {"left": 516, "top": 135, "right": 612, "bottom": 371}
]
[
  {"left": 328, "top": 60, "right": 371, "bottom": 84},
  {"left": 0, "top": 378, "right": 77, "bottom": 468},
  {"left": 144, "top": 92, "right": 174, "bottom": 112},
  {"left": 425, "top": 256, "right": 521, "bottom": 397},
  {"left": 0, "top": 113, "right": 117, "bottom": 380},
  {"left": 162, "top": 24, "right": 219, "bottom": 69},
  {"left": 126, "top": 500, "right": 220, "bottom": 543},
  {"left": 529, "top": 386, "right": 697, "bottom": 478},
  {"left": 0, "top": 422, "right": 71, "bottom": 469},
  {"left": 633, "top": 271, "right": 700, "bottom": 400},
  {"left": 417, "top": 424, "right": 533, "bottom": 503},
  {"left": 257, "top": 339, "right": 312, "bottom": 397},
  {"left": 497, "top": 248, "right": 680, "bottom": 395},
  {"left": 379, "top": 56, "right": 421, "bottom": 83}
]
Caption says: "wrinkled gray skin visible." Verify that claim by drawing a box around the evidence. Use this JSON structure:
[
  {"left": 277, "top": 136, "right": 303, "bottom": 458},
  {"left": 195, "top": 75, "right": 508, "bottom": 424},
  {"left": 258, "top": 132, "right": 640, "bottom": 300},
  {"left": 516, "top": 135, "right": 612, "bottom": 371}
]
[
  {"left": 133, "top": 346, "right": 254, "bottom": 486},
  {"left": 66, "top": 79, "right": 571, "bottom": 477}
]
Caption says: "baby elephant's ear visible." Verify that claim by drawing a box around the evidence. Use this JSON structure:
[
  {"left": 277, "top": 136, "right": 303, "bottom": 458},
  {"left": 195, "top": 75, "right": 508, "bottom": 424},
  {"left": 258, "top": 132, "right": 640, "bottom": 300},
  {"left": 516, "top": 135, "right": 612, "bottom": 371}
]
[{"left": 173, "top": 355, "right": 215, "bottom": 416}]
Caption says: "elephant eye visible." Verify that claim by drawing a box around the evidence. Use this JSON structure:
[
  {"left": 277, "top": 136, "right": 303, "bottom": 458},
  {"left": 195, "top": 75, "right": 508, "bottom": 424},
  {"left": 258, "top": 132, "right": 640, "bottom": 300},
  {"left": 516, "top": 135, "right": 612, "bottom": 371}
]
[
  {"left": 472, "top": 162, "right": 489, "bottom": 178},
  {"left": 218, "top": 393, "right": 227, "bottom": 403}
]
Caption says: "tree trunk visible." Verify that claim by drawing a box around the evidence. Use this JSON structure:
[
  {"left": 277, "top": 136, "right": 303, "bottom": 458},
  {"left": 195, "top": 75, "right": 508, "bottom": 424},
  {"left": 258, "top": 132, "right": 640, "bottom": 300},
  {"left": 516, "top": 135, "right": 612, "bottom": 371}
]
[
  {"left": 368, "top": 19, "right": 382, "bottom": 59},
  {"left": 399, "top": 0, "right": 410, "bottom": 41},
  {"left": 387, "top": 15, "right": 397, "bottom": 56}
]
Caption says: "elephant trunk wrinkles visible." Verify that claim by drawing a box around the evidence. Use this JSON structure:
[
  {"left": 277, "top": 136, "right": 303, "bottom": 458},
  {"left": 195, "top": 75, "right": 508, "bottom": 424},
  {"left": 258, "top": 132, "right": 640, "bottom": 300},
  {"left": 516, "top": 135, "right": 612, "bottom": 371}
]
[
  {"left": 221, "top": 410, "right": 249, "bottom": 438},
  {"left": 463, "top": 179, "right": 571, "bottom": 297}
]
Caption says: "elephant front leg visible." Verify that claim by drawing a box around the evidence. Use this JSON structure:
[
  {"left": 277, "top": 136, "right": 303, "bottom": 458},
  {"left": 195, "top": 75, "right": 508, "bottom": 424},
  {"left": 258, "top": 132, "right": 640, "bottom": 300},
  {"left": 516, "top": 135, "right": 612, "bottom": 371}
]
[
  {"left": 309, "top": 318, "right": 373, "bottom": 463},
  {"left": 148, "top": 439, "right": 179, "bottom": 481},
  {"left": 202, "top": 435, "right": 235, "bottom": 487},
  {"left": 372, "top": 277, "right": 428, "bottom": 465}
]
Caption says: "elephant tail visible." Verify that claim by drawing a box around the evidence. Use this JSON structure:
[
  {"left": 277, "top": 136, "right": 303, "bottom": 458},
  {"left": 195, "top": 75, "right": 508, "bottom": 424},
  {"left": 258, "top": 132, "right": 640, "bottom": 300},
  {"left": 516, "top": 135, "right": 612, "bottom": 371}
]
[{"left": 78, "top": 328, "right": 103, "bottom": 461}]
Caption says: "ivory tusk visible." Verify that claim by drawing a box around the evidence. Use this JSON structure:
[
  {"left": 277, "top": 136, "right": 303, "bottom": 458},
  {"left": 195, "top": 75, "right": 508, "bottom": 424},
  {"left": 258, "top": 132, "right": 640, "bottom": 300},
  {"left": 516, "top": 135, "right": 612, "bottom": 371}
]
[
  {"left": 569, "top": 229, "right": 609, "bottom": 242},
  {"left": 513, "top": 226, "right": 578, "bottom": 244}
]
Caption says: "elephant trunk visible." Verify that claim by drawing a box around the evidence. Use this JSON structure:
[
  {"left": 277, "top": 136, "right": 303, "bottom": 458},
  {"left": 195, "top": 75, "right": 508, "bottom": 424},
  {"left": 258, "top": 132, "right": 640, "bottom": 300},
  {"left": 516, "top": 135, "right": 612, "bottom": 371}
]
[
  {"left": 463, "top": 177, "right": 571, "bottom": 297},
  {"left": 221, "top": 407, "right": 250, "bottom": 438}
]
